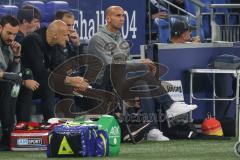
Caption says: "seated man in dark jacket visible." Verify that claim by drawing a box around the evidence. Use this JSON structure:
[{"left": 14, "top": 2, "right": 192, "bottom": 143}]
[
  {"left": 21, "top": 20, "right": 89, "bottom": 123},
  {"left": 15, "top": 5, "right": 41, "bottom": 123},
  {"left": 49, "top": 10, "right": 81, "bottom": 70}
]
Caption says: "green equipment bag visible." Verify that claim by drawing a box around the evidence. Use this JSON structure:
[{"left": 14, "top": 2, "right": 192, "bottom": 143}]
[{"left": 74, "top": 115, "right": 121, "bottom": 156}]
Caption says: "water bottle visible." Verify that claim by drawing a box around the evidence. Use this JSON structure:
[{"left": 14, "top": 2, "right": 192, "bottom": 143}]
[
  {"left": 10, "top": 73, "right": 22, "bottom": 98},
  {"left": 10, "top": 68, "right": 33, "bottom": 98},
  {"left": 11, "top": 83, "right": 20, "bottom": 98}
]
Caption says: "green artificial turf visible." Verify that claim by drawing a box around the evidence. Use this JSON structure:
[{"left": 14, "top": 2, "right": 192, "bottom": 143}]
[{"left": 0, "top": 139, "right": 239, "bottom": 160}]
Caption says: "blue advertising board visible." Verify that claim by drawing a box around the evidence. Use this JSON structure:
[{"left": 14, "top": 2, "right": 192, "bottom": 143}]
[
  {"left": 145, "top": 43, "right": 240, "bottom": 119},
  {"left": 70, "top": 0, "right": 146, "bottom": 54},
  {"left": 1, "top": 0, "right": 146, "bottom": 54}
]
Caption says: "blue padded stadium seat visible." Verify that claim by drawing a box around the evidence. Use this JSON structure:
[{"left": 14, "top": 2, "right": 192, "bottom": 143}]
[
  {"left": 45, "top": 1, "right": 69, "bottom": 22},
  {"left": 154, "top": 18, "right": 170, "bottom": 43},
  {"left": 200, "top": 0, "right": 211, "bottom": 13},
  {"left": 21, "top": 1, "right": 45, "bottom": 20},
  {"left": 228, "top": 14, "right": 239, "bottom": 25},
  {"left": 214, "top": 0, "right": 238, "bottom": 25},
  {"left": 187, "top": 18, "right": 205, "bottom": 42},
  {"left": 0, "top": 5, "right": 19, "bottom": 18},
  {"left": 200, "top": 0, "right": 212, "bottom": 39},
  {"left": 184, "top": 0, "right": 196, "bottom": 15},
  {"left": 201, "top": 16, "right": 211, "bottom": 39},
  {"left": 0, "top": 0, "right": 11, "bottom": 5},
  {"left": 46, "top": 0, "right": 78, "bottom": 9},
  {"left": 212, "top": 0, "right": 228, "bottom": 25},
  {"left": 212, "top": 0, "right": 238, "bottom": 25},
  {"left": 212, "top": 0, "right": 228, "bottom": 13}
]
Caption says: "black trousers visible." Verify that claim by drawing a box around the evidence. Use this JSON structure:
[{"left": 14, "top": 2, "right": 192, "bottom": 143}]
[
  {"left": 16, "top": 86, "right": 33, "bottom": 122},
  {"left": 33, "top": 82, "right": 55, "bottom": 122},
  {"left": 0, "top": 81, "right": 17, "bottom": 145},
  {"left": 16, "top": 80, "right": 55, "bottom": 123},
  {"left": 215, "top": 74, "right": 231, "bottom": 119}
]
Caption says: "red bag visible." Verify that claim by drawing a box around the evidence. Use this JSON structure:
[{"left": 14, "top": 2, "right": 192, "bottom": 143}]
[
  {"left": 10, "top": 122, "right": 56, "bottom": 151},
  {"left": 10, "top": 129, "right": 49, "bottom": 151},
  {"left": 201, "top": 114, "right": 223, "bottom": 136}
]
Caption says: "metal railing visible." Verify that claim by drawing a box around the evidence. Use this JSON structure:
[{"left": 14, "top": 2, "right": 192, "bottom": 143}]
[
  {"left": 148, "top": 0, "right": 205, "bottom": 43},
  {"left": 148, "top": 0, "right": 198, "bottom": 43},
  {"left": 162, "top": 0, "right": 196, "bottom": 18},
  {"left": 210, "top": 4, "right": 240, "bottom": 42}
]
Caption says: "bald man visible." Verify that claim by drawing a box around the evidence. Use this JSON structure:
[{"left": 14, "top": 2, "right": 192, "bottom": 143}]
[
  {"left": 87, "top": 6, "right": 171, "bottom": 142},
  {"left": 54, "top": 10, "right": 81, "bottom": 65},
  {"left": 88, "top": 6, "right": 127, "bottom": 66},
  {"left": 88, "top": 5, "right": 198, "bottom": 142},
  {"left": 21, "top": 20, "right": 88, "bottom": 122},
  {"left": 88, "top": 6, "right": 156, "bottom": 84}
]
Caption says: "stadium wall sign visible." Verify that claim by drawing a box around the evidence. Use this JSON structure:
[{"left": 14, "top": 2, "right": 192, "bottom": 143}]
[{"left": 71, "top": 0, "right": 146, "bottom": 54}]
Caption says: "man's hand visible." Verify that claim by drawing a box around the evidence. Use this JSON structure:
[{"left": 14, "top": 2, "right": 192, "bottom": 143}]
[
  {"left": 23, "top": 80, "right": 39, "bottom": 91},
  {"left": 64, "top": 76, "right": 89, "bottom": 92},
  {"left": 69, "top": 29, "right": 80, "bottom": 46},
  {"left": 192, "top": 36, "right": 201, "bottom": 43},
  {"left": 140, "top": 59, "right": 157, "bottom": 75},
  {"left": 3, "top": 72, "right": 22, "bottom": 84},
  {"left": 10, "top": 41, "right": 21, "bottom": 57}
]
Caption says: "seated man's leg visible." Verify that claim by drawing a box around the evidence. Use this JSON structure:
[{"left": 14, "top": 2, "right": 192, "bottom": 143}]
[
  {"left": 16, "top": 86, "right": 33, "bottom": 122},
  {"left": 140, "top": 98, "right": 169, "bottom": 141},
  {"left": 140, "top": 91, "right": 196, "bottom": 141},
  {"left": 154, "top": 94, "right": 173, "bottom": 111},
  {"left": 0, "top": 82, "right": 17, "bottom": 150},
  {"left": 74, "top": 97, "right": 99, "bottom": 112},
  {"left": 215, "top": 74, "right": 229, "bottom": 119},
  {"left": 155, "top": 93, "right": 197, "bottom": 119},
  {"left": 141, "top": 98, "right": 159, "bottom": 124},
  {"left": 39, "top": 84, "right": 55, "bottom": 122}
]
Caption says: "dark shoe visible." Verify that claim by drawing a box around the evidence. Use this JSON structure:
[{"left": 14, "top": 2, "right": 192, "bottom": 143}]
[
  {"left": 0, "top": 145, "right": 10, "bottom": 151},
  {"left": 0, "top": 133, "right": 11, "bottom": 151},
  {"left": 122, "top": 122, "right": 151, "bottom": 143},
  {"left": 0, "top": 140, "right": 10, "bottom": 151}
]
